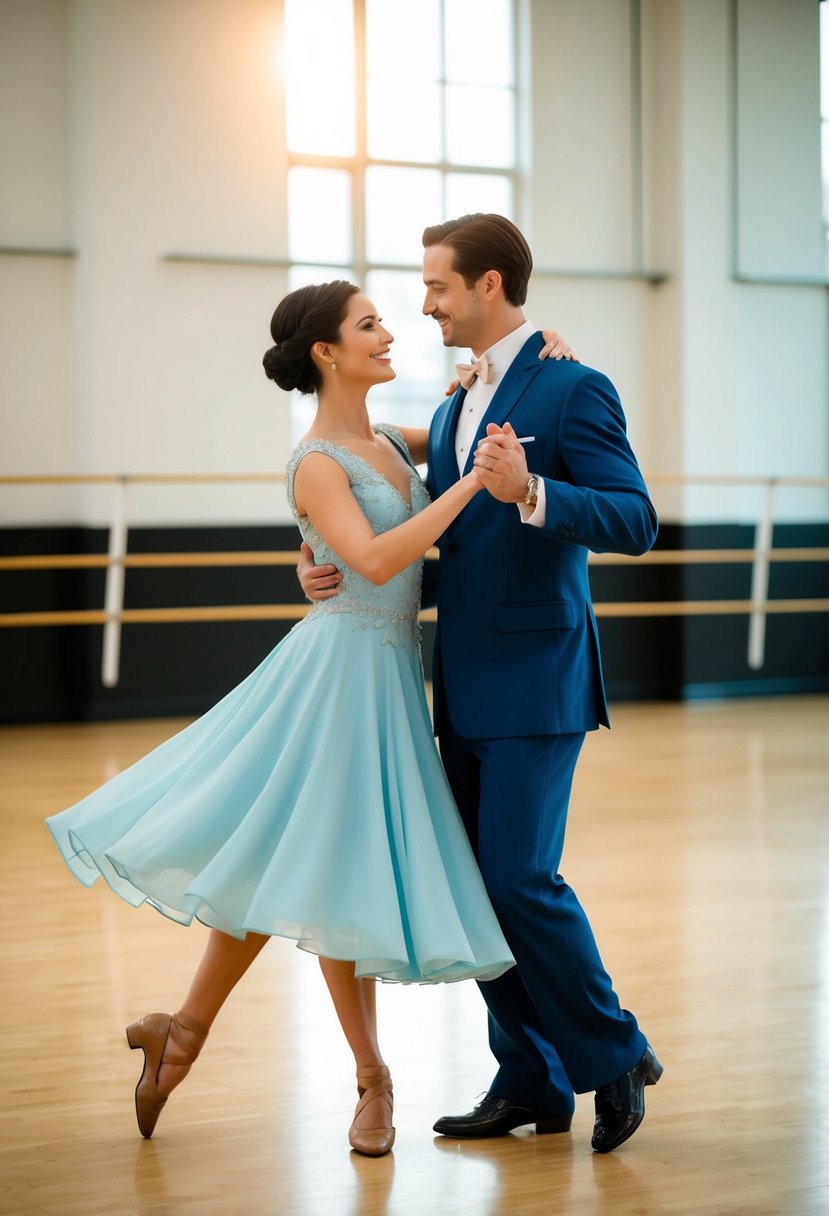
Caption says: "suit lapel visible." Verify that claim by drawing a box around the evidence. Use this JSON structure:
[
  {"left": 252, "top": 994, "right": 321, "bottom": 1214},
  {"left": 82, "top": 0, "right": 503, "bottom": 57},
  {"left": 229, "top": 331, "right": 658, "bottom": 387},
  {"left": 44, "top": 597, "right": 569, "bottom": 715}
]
[
  {"left": 461, "top": 332, "right": 546, "bottom": 474},
  {"left": 432, "top": 388, "right": 466, "bottom": 492}
]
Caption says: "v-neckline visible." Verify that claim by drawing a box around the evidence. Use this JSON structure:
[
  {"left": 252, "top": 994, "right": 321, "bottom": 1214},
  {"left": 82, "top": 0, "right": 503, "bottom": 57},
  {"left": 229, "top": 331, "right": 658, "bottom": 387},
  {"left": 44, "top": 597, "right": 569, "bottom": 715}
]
[{"left": 297, "top": 432, "right": 415, "bottom": 511}]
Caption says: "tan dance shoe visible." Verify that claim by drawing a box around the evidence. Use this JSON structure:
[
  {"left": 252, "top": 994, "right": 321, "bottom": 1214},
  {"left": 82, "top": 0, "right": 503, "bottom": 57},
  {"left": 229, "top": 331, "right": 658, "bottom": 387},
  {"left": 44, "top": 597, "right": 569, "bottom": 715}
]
[
  {"left": 348, "top": 1065, "right": 395, "bottom": 1157},
  {"left": 125, "top": 1009, "right": 208, "bottom": 1138}
]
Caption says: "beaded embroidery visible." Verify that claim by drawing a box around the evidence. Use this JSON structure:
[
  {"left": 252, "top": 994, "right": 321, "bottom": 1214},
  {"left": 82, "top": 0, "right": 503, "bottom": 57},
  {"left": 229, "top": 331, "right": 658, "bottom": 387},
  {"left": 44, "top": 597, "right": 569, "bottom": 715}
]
[{"left": 285, "top": 424, "right": 430, "bottom": 653}]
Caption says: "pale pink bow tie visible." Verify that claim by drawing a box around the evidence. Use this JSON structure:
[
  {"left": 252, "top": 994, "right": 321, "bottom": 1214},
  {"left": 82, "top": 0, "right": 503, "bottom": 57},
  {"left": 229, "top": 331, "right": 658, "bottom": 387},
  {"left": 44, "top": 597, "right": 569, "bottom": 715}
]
[{"left": 455, "top": 353, "right": 490, "bottom": 390}]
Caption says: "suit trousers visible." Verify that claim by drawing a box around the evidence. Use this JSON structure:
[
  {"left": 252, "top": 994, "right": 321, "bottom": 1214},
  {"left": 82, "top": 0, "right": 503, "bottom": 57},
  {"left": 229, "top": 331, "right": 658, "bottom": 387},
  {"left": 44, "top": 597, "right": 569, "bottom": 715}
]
[{"left": 438, "top": 709, "right": 646, "bottom": 1111}]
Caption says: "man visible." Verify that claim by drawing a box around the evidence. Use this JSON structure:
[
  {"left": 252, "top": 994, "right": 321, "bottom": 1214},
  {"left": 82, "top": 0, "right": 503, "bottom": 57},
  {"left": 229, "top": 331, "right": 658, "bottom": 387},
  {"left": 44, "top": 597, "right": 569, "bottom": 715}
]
[{"left": 300, "top": 214, "right": 661, "bottom": 1153}]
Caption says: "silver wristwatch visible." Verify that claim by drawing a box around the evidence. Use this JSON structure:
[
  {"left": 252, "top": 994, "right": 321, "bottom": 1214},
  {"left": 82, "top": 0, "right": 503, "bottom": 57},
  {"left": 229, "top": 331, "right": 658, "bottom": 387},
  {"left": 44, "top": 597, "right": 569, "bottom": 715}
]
[{"left": 524, "top": 474, "right": 540, "bottom": 506}]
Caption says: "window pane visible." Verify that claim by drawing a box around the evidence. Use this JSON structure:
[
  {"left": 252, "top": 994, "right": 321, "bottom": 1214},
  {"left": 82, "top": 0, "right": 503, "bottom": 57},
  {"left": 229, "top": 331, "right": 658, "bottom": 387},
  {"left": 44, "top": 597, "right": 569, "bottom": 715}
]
[
  {"left": 365, "top": 167, "right": 442, "bottom": 263},
  {"left": 366, "top": 0, "right": 441, "bottom": 80},
  {"left": 288, "top": 264, "right": 356, "bottom": 291},
  {"left": 446, "top": 173, "right": 513, "bottom": 219},
  {"left": 445, "top": 85, "right": 514, "bottom": 167},
  {"left": 367, "top": 79, "right": 442, "bottom": 162},
  {"left": 366, "top": 269, "right": 449, "bottom": 427},
  {"left": 285, "top": 0, "right": 354, "bottom": 154},
  {"left": 445, "top": 0, "right": 513, "bottom": 87},
  {"left": 288, "top": 168, "right": 352, "bottom": 264}
]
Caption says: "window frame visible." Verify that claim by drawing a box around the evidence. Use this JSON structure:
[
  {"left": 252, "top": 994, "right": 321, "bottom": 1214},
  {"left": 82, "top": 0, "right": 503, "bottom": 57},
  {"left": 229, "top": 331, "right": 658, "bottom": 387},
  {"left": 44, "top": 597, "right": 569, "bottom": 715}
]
[{"left": 285, "top": 0, "right": 523, "bottom": 281}]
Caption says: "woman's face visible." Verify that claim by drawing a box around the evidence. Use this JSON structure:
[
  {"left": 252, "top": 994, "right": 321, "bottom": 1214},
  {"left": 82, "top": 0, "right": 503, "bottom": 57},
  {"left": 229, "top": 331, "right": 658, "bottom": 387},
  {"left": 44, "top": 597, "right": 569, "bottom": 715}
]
[{"left": 328, "top": 293, "right": 395, "bottom": 386}]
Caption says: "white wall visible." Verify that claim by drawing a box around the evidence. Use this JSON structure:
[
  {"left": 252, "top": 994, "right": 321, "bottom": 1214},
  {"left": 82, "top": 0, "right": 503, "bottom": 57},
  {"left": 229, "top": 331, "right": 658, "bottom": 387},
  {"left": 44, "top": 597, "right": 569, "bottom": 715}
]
[
  {"left": 527, "top": 0, "right": 828, "bottom": 524},
  {"left": 528, "top": 0, "right": 635, "bottom": 271},
  {"left": 0, "top": 0, "right": 827, "bottom": 527},
  {"left": 0, "top": 0, "right": 78, "bottom": 521},
  {"left": 735, "top": 0, "right": 824, "bottom": 280},
  {"left": 0, "top": 0, "right": 70, "bottom": 246},
  {"left": 1, "top": 0, "right": 293, "bottom": 525},
  {"left": 678, "top": 0, "right": 828, "bottom": 522}
]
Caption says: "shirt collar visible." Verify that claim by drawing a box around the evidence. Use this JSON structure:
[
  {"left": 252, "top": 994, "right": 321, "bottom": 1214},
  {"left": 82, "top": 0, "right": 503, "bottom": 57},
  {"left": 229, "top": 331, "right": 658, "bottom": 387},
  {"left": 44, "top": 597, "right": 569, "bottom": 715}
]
[{"left": 471, "top": 320, "right": 535, "bottom": 384}]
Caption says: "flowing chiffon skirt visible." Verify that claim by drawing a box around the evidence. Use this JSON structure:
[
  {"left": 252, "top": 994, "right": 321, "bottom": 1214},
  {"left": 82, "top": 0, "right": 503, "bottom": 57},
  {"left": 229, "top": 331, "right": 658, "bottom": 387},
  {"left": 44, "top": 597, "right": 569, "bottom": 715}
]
[{"left": 46, "top": 610, "right": 515, "bottom": 985}]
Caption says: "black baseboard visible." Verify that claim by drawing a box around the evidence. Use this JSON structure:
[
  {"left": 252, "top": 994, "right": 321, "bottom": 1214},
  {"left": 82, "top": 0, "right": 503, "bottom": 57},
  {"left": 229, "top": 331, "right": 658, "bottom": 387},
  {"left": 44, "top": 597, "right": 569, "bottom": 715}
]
[
  {"left": 1, "top": 521, "right": 827, "bottom": 724},
  {"left": 683, "top": 676, "right": 829, "bottom": 700}
]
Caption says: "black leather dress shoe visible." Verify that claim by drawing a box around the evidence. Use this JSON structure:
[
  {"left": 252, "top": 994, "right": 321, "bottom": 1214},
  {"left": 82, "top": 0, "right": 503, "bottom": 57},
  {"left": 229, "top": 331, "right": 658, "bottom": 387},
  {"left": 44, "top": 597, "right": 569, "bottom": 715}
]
[
  {"left": 591, "top": 1044, "right": 663, "bottom": 1153},
  {"left": 433, "top": 1093, "right": 573, "bottom": 1139}
]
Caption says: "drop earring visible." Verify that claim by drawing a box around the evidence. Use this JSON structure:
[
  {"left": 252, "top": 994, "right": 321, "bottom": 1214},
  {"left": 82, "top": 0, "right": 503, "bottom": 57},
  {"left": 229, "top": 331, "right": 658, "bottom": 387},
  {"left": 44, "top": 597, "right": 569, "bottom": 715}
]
[{"left": 331, "top": 362, "right": 337, "bottom": 371}]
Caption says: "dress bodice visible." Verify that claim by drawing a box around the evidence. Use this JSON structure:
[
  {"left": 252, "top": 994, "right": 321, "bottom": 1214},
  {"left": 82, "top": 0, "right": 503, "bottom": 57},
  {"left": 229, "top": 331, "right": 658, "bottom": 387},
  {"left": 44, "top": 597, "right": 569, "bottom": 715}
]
[{"left": 285, "top": 424, "right": 431, "bottom": 648}]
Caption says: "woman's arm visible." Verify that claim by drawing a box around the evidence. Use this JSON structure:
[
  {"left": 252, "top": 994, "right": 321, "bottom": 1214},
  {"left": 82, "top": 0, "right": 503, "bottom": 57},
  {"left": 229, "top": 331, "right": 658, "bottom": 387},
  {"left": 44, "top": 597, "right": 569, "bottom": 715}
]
[
  {"left": 293, "top": 453, "right": 480, "bottom": 585},
  {"left": 395, "top": 427, "right": 429, "bottom": 465}
]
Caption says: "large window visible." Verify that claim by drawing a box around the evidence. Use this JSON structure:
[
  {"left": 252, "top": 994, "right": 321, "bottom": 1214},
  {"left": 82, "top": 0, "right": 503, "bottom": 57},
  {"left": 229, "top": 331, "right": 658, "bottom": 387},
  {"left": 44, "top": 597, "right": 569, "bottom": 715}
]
[{"left": 284, "top": 0, "right": 521, "bottom": 431}]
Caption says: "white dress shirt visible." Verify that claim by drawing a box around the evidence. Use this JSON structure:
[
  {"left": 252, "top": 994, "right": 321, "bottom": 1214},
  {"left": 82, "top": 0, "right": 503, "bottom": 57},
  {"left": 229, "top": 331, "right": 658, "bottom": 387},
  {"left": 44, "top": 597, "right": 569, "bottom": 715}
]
[{"left": 453, "top": 320, "right": 547, "bottom": 527}]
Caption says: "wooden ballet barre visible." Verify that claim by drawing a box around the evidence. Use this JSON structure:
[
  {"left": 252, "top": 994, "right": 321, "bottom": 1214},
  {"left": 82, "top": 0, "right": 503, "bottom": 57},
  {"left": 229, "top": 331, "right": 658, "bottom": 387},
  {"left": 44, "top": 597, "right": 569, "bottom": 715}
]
[
  {"left": 1, "top": 547, "right": 827, "bottom": 573},
  {"left": 646, "top": 472, "right": 829, "bottom": 488},
  {"left": 593, "top": 598, "right": 829, "bottom": 617},
  {"left": 3, "top": 598, "right": 828, "bottom": 629},
  {"left": 588, "top": 552, "right": 826, "bottom": 564},
  {"left": 3, "top": 469, "right": 824, "bottom": 681},
  {"left": 2, "top": 471, "right": 827, "bottom": 487},
  {"left": 0, "top": 473, "right": 286, "bottom": 485},
  {"left": 0, "top": 552, "right": 296, "bottom": 571},
  {"left": 0, "top": 605, "right": 311, "bottom": 627},
  {"left": 590, "top": 548, "right": 829, "bottom": 564},
  {"left": 0, "top": 549, "right": 443, "bottom": 571}
]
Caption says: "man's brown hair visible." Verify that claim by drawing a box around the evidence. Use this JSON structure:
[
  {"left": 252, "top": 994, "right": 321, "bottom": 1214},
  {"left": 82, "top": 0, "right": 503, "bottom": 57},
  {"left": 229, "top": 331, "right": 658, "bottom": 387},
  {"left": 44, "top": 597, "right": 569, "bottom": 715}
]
[{"left": 422, "top": 213, "right": 533, "bottom": 306}]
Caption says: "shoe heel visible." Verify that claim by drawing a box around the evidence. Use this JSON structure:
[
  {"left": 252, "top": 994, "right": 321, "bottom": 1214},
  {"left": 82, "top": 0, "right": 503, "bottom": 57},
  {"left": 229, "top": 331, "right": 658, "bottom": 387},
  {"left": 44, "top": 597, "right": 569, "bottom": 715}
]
[
  {"left": 645, "top": 1056, "right": 664, "bottom": 1086},
  {"left": 126, "top": 1021, "right": 144, "bottom": 1051},
  {"left": 535, "top": 1114, "right": 573, "bottom": 1135}
]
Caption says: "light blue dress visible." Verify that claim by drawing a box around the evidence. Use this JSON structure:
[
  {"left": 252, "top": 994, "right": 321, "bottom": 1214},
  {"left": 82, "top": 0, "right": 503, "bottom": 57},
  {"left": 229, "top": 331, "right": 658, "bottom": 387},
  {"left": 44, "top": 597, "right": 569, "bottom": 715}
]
[{"left": 46, "top": 425, "right": 515, "bottom": 985}]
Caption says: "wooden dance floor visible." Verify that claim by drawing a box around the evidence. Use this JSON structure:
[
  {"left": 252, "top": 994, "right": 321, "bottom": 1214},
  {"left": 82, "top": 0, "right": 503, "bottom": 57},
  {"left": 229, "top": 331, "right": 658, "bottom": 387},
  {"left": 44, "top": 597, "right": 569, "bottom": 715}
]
[{"left": 1, "top": 695, "right": 828, "bottom": 1215}]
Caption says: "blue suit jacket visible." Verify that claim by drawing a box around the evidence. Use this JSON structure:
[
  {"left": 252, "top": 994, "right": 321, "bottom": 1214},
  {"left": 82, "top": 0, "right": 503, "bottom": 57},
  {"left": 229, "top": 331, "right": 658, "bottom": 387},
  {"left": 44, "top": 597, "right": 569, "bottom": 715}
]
[{"left": 424, "top": 332, "right": 657, "bottom": 739}]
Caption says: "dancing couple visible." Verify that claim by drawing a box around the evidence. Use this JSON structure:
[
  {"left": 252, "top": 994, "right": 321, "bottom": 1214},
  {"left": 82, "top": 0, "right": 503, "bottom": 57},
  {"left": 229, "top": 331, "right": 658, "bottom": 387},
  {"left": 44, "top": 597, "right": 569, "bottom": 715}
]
[{"left": 48, "top": 213, "right": 661, "bottom": 1158}]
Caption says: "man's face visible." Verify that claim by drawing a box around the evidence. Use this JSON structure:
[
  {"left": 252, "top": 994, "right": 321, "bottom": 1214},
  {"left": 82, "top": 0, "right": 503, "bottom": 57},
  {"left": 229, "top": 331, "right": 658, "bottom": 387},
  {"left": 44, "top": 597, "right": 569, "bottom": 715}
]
[{"left": 422, "top": 243, "right": 488, "bottom": 352}]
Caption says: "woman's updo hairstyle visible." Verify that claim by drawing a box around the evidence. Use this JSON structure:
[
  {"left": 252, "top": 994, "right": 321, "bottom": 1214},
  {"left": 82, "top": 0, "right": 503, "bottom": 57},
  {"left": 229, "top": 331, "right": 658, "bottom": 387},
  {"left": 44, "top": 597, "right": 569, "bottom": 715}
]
[{"left": 262, "top": 280, "right": 360, "bottom": 395}]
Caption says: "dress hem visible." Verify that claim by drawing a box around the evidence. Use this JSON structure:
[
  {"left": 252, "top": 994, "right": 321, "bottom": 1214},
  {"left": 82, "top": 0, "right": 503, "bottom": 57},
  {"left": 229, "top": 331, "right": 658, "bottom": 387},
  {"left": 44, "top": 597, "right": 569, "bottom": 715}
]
[{"left": 45, "top": 822, "right": 515, "bottom": 987}]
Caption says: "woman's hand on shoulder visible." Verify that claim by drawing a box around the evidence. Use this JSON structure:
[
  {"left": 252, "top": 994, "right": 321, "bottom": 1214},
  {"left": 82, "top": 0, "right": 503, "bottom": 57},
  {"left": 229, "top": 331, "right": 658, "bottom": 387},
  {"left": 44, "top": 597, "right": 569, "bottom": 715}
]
[{"left": 539, "top": 329, "right": 579, "bottom": 362}]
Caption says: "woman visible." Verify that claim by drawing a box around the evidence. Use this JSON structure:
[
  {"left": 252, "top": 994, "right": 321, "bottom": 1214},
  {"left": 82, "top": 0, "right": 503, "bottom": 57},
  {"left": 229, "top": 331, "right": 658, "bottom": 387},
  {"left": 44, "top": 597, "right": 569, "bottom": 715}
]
[{"left": 46, "top": 280, "right": 571, "bottom": 1157}]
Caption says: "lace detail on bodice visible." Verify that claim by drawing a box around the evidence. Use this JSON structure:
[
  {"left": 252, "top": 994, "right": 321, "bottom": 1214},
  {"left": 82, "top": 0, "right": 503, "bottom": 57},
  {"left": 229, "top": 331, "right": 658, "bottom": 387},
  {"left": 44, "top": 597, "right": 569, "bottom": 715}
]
[{"left": 285, "top": 424, "right": 431, "bottom": 651}]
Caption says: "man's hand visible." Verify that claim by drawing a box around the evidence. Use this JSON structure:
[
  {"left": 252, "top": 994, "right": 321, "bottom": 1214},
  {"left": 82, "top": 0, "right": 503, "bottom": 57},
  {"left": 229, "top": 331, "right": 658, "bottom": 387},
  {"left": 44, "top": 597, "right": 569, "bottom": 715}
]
[
  {"left": 297, "top": 540, "right": 342, "bottom": 601},
  {"left": 472, "top": 423, "right": 530, "bottom": 503}
]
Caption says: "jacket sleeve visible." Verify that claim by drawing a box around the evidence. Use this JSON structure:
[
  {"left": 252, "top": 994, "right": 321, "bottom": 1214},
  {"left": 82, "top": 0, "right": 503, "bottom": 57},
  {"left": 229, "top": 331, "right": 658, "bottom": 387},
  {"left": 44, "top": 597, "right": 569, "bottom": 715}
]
[{"left": 534, "top": 370, "right": 657, "bottom": 556}]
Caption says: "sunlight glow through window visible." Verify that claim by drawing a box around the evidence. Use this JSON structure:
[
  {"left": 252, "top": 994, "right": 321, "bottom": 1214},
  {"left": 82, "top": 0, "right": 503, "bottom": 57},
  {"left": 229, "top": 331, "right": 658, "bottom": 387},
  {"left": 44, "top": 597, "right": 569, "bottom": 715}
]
[
  {"left": 285, "top": 0, "right": 354, "bottom": 155},
  {"left": 284, "top": 0, "right": 519, "bottom": 427}
]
